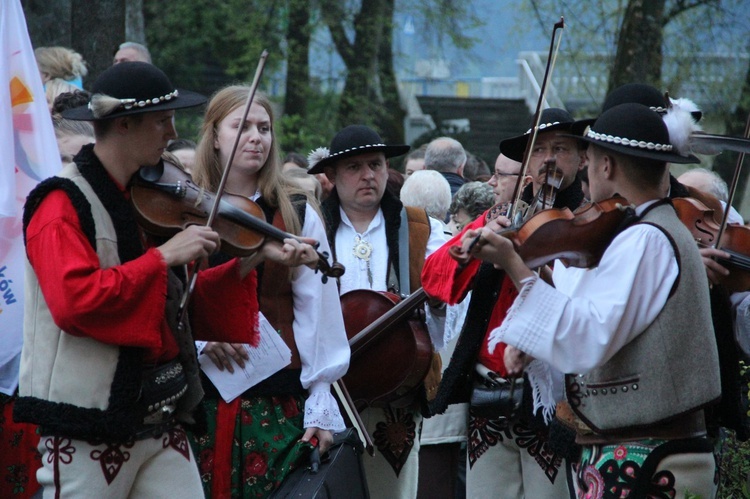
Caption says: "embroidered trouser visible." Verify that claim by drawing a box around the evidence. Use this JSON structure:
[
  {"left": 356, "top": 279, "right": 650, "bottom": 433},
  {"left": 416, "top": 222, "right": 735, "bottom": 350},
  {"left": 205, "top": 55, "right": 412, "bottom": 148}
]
[
  {"left": 36, "top": 428, "right": 202, "bottom": 499},
  {"left": 573, "top": 437, "right": 718, "bottom": 499},
  {"left": 466, "top": 416, "right": 568, "bottom": 499},
  {"left": 362, "top": 405, "right": 422, "bottom": 499}
]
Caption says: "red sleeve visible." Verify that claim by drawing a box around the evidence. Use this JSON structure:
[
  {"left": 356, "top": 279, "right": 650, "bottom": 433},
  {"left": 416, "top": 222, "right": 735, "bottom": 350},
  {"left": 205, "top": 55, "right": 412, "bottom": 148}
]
[
  {"left": 190, "top": 258, "right": 260, "bottom": 346},
  {"left": 421, "top": 210, "right": 488, "bottom": 305},
  {"left": 25, "top": 190, "right": 168, "bottom": 349}
]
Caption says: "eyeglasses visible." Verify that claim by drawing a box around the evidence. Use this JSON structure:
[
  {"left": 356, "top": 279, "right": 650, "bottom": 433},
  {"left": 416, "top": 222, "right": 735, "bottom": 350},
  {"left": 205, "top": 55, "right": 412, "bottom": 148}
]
[{"left": 492, "top": 171, "right": 519, "bottom": 179}]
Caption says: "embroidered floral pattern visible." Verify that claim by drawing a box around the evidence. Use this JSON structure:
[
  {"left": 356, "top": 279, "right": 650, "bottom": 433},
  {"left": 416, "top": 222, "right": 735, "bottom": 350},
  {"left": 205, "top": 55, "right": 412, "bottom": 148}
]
[
  {"left": 243, "top": 452, "right": 269, "bottom": 480},
  {"left": 162, "top": 428, "right": 190, "bottom": 461},
  {"left": 5, "top": 465, "right": 30, "bottom": 495},
  {"left": 575, "top": 440, "right": 678, "bottom": 499},
  {"left": 372, "top": 407, "right": 417, "bottom": 476},
  {"left": 512, "top": 422, "right": 563, "bottom": 483},
  {"left": 468, "top": 414, "right": 563, "bottom": 484},
  {"left": 89, "top": 442, "right": 132, "bottom": 485},
  {"left": 467, "top": 414, "right": 512, "bottom": 467},
  {"left": 189, "top": 395, "right": 311, "bottom": 497}
]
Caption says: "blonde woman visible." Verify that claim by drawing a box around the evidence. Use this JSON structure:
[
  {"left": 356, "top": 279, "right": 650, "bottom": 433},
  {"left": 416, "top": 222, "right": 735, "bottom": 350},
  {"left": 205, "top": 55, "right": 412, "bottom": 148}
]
[{"left": 188, "top": 87, "right": 350, "bottom": 497}]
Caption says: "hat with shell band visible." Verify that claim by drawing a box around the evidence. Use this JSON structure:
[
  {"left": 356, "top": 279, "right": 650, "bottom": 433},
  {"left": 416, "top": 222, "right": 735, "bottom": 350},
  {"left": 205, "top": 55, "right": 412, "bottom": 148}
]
[
  {"left": 307, "top": 124, "right": 410, "bottom": 175},
  {"left": 62, "top": 62, "right": 206, "bottom": 121},
  {"left": 570, "top": 83, "right": 671, "bottom": 136},
  {"left": 567, "top": 103, "right": 699, "bottom": 164},
  {"left": 499, "top": 108, "right": 576, "bottom": 162}
]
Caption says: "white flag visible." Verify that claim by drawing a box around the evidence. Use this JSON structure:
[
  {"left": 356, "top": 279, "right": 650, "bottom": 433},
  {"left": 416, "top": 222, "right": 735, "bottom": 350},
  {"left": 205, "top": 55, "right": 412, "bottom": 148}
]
[{"left": 0, "top": 0, "right": 62, "bottom": 395}]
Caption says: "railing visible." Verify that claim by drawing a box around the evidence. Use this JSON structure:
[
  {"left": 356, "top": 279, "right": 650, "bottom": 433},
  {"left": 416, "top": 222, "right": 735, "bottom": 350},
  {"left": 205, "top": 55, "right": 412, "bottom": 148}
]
[{"left": 395, "top": 51, "right": 749, "bottom": 115}]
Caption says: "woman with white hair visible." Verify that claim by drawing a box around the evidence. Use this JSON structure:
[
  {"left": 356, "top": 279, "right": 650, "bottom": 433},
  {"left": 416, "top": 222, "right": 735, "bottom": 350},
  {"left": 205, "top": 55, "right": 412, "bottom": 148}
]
[{"left": 400, "top": 169, "right": 452, "bottom": 225}]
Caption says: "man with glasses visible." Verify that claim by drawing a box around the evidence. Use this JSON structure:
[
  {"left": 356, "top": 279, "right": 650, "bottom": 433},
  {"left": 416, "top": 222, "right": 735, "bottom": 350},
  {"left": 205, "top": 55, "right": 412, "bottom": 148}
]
[
  {"left": 423, "top": 108, "right": 585, "bottom": 498},
  {"left": 487, "top": 153, "right": 531, "bottom": 206}
]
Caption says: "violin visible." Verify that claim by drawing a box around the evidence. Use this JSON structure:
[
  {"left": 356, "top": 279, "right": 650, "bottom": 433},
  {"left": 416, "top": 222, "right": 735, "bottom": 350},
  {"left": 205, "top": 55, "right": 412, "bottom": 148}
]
[
  {"left": 129, "top": 159, "right": 345, "bottom": 281},
  {"left": 451, "top": 196, "right": 634, "bottom": 270},
  {"left": 673, "top": 196, "right": 750, "bottom": 292},
  {"left": 339, "top": 288, "right": 433, "bottom": 409}
]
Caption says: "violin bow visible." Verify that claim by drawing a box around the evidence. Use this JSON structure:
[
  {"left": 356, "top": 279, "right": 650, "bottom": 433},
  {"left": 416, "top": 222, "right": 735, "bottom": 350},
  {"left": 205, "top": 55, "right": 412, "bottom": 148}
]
[
  {"left": 508, "top": 17, "right": 565, "bottom": 224},
  {"left": 332, "top": 380, "right": 375, "bottom": 456},
  {"left": 176, "top": 50, "right": 269, "bottom": 326},
  {"left": 715, "top": 111, "right": 750, "bottom": 250}
]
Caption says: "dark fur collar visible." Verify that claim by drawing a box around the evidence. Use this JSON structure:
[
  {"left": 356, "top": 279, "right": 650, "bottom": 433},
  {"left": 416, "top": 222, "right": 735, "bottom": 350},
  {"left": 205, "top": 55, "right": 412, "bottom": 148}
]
[{"left": 321, "top": 187, "right": 405, "bottom": 279}]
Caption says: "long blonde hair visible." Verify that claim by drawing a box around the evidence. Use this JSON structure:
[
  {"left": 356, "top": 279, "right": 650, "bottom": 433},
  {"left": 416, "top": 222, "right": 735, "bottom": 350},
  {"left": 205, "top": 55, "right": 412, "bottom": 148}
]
[{"left": 193, "top": 86, "right": 312, "bottom": 236}]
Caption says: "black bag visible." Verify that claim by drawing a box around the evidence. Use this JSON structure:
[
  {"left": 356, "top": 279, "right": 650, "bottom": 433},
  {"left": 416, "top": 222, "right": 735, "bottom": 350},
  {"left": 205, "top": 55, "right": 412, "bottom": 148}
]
[
  {"left": 470, "top": 372, "right": 524, "bottom": 420},
  {"left": 270, "top": 428, "right": 369, "bottom": 498}
]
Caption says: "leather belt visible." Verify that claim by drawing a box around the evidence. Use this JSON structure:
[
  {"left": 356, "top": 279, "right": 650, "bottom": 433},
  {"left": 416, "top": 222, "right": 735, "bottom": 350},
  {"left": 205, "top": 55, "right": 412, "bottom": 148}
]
[{"left": 574, "top": 410, "right": 707, "bottom": 445}]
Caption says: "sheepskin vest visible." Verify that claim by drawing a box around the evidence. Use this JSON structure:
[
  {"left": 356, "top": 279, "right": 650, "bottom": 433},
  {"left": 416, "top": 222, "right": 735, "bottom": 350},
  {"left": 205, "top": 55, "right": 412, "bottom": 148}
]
[
  {"left": 14, "top": 156, "right": 202, "bottom": 441},
  {"left": 567, "top": 202, "right": 721, "bottom": 434}
]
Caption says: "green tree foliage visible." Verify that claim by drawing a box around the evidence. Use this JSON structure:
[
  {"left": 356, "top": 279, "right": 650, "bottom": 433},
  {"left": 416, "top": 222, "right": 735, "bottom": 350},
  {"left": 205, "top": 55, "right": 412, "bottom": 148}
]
[{"left": 143, "top": 0, "right": 286, "bottom": 94}]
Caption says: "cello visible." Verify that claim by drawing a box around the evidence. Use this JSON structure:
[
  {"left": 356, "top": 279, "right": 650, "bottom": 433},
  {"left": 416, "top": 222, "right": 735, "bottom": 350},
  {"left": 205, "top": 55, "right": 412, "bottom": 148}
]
[{"left": 339, "top": 288, "right": 433, "bottom": 409}]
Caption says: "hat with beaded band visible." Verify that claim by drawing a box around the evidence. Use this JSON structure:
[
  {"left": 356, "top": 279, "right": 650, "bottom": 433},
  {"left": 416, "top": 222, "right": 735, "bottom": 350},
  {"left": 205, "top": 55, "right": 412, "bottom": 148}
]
[
  {"left": 307, "top": 125, "right": 410, "bottom": 175},
  {"left": 62, "top": 62, "right": 206, "bottom": 121},
  {"left": 499, "top": 108, "right": 576, "bottom": 162},
  {"left": 568, "top": 103, "right": 699, "bottom": 164}
]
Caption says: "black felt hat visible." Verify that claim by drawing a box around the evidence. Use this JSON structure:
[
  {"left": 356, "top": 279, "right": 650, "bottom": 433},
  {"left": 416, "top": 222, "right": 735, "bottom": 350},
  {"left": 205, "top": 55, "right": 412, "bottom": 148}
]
[
  {"left": 568, "top": 103, "right": 699, "bottom": 164},
  {"left": 499, "top": 108, "right": 576, "bottom": 162},
  {"left": 307, "top": 125, "right": 410, "bottom": 174},
  {"left": 571, "top": 83, "right": 671, "bottom": 136},
  {"left": 62, "top": 62, "right": 206, "bottom": 121}
]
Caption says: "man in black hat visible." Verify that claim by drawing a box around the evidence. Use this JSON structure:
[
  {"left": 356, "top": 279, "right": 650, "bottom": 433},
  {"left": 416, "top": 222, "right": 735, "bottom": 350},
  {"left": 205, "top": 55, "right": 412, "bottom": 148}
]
[
  {"left": 462, "top": 103, "right": 720, "bottom": 497},
  {"left": 421, "top": 107, "right": 585, "bottom": 499},
  {"left": 309, "top": 125, "right": 448, "bottom": 498},
  {"left": 15, "top": 62, "right": 317, "bottom": 497}
]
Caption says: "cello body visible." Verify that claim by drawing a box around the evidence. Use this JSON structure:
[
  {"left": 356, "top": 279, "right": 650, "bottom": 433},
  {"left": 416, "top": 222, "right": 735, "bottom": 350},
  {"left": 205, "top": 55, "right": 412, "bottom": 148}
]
[{"left": 340, "top": 289, "right": 433, "bottom": 409}]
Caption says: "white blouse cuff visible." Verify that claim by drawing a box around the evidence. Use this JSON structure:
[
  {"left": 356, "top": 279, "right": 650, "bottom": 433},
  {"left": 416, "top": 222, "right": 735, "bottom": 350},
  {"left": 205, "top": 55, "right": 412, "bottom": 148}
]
[{"left": 304, "top": 385, "right": 346, "bottom": 431}]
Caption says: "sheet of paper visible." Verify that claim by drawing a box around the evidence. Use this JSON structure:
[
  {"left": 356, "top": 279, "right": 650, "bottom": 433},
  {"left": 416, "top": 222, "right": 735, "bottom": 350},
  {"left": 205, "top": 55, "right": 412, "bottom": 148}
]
[{"left": 199, "top": 313, "right": 292, "bottom": 403}]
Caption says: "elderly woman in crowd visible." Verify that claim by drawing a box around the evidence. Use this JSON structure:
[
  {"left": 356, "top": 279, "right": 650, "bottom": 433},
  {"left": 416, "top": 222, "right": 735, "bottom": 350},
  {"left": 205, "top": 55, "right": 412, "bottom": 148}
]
[{"left": 448, "top": 181, "right": 495, "bottom": 235}]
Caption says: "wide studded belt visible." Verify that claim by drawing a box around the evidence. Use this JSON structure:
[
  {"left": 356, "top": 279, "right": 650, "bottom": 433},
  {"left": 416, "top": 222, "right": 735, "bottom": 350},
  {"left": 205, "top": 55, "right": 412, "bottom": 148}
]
[{"left": 139, "top": 359, "right": 188, "bottom": 416}]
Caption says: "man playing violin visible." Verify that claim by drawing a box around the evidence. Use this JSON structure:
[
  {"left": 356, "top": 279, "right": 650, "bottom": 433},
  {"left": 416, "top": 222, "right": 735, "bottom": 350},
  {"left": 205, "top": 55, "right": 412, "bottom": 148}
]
[
  {"left": 421, "top": 108, "right": 584, "bottom": 499},
  {"left": 309, "top": 124, "right": 448, "bottom": 499},
  {"left": 14, "top": 62, "right": 318, "bottom": 498},
  {"left": 463, "top": 103, "right": 720, "bottom": 497}
]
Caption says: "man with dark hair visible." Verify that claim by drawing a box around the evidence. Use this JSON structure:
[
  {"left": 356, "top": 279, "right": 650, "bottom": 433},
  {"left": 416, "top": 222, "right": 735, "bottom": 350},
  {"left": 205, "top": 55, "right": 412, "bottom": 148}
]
[
  {"left": 423, "top": 108, "right": 585, "bottom": 499},
  {"left": 309, "top": 125, "right": 448, "bottom": 498},
  {"left": 463, "top": 103, "right": 720, "bottom": 497},
  {"left": 15, "top": 62, "right": 317, "bottom": 497}
]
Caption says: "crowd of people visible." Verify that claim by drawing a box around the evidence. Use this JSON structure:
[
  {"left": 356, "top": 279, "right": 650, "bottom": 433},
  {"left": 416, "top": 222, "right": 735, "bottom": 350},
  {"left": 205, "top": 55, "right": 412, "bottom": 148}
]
[{"left": 0, "top": 38, "right": 749, "bottom": 499}]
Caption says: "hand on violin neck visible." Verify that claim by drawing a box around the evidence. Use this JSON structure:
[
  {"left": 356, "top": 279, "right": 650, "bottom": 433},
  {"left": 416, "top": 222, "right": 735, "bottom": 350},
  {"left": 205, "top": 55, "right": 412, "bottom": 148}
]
[
  {"left": 261, "top": 236, "right": 319, "bottom": 269},
  {"left": 699, "top": 247, "right": 731, "bottom": 285},
  {"left": 471, "top": 227, "right": 534, "bottom": 289},
  {"left": 157, "top": 225, "right": 220, "bottom": 267},
  {"left": 486, "top": 214, "right": 511, "bottom": 232}
]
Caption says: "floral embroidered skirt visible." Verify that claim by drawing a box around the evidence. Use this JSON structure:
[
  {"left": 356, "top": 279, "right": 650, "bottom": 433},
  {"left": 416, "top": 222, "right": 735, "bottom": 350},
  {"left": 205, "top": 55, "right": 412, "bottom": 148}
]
[
  {"left": 189, "top": 394, "right": 313, "bottom": 498},
  {"left": 0, "top": 394, "right": 41, "bottom": 498},
  {"left": 573, "top": 437, "right": 718, "bottom": 499}
]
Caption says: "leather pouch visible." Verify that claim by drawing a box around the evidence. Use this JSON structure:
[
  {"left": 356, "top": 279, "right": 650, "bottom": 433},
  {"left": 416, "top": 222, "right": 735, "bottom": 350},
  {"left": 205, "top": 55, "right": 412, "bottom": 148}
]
[{"left": 469, "top": 365, "right": 524, "bottom": 420}]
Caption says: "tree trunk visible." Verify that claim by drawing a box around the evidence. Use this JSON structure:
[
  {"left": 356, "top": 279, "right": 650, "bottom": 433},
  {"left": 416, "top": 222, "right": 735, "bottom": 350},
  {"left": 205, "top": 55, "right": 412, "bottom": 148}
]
[
  {"left": 323, "top": 0, "right": 387, "bottom": 131},
  {"left": 125, "top": 0, "right": 145, "bottom": 44},
  {"left": 21, "top": 0, "right": 73, "bottom": 47},
  {"left": 608, "top": 0, "right": 665, "bottom": 93},
  {"left": 283, "top": 0, "right": 311, "bottom": 151},
  {"left": 71, "top": 0, "right": 125, "bottom": 84},
  {"left": 374, "top": 0, "right": 404, "bottom": 144}
]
